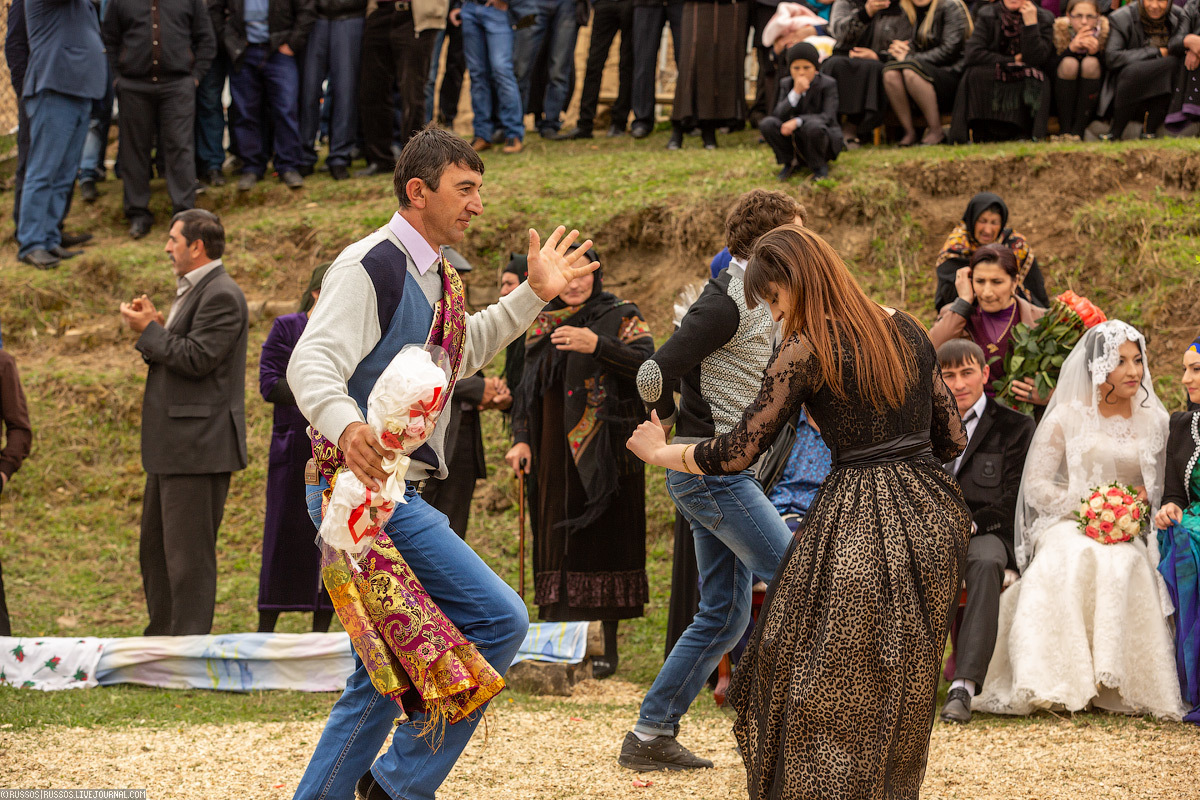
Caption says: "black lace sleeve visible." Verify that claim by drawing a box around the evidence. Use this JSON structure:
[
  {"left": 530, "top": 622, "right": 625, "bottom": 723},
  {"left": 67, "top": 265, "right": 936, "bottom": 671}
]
[
  {"left": 930, "top": 360, "right": 967, "bottom": 463},
  {"left": 693, "top": 334, "right": 819, "bottom": 475}
]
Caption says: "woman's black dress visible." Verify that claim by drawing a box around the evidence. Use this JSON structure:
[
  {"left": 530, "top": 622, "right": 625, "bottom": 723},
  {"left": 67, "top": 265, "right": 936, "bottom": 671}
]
[
  {"left": 694, "top": 311, "right": 971, "bottom": 799},
  {"left": 950, "top": 2, "right": 1056, "bottom": 142},
  {"left": 823, "top": 0, "right": 914, "bottom": 131},
  {"left": 512, "top": 293, "right": 656, "bottom": 622}
]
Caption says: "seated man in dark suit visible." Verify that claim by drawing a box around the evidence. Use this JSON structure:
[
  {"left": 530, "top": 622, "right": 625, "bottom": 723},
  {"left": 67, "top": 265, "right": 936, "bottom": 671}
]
[
  {"left": 937, "top": 338, "right": 1036, "bottom": 724},
  {"left": 758, "top": 42, "right": 844, "bottom": 182}
]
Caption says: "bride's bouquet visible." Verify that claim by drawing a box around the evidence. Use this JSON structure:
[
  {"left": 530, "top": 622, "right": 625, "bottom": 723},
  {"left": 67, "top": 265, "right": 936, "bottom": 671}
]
[
  {"left": 1076, "top": 482, "right": 1147, "bottom": 545},
  {"left": 994, "top": 290, "right": 1107, "bottom": 413},
  {"left": 317, "top": 344, "right": 451, "bottom": 556}
]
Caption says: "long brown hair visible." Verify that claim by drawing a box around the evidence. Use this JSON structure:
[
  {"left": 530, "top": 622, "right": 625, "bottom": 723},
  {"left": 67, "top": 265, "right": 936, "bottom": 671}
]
[{"left": 744, "top": 224, "right": 917, "bottom": 411}]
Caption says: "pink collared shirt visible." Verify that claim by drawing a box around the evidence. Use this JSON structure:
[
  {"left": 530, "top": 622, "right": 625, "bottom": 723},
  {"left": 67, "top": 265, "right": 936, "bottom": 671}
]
[{"left": 387, "top": 211, "right": 441, "bottom": 275}]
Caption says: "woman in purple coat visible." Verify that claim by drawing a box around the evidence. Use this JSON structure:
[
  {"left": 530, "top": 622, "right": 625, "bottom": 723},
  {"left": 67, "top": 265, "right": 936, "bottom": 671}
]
[{"left": 257, "top": 264, "right": 334, "bottom": 633}]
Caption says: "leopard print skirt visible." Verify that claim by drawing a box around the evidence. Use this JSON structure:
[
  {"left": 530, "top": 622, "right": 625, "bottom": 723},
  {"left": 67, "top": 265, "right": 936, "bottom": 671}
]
[{"left": 728, "top": 458, "right": 970, "bottom": 799}]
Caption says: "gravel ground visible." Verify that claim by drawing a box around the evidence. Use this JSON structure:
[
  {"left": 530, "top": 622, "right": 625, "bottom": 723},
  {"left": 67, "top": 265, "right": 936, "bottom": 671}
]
[{"left": 2, "top": 680, "right": 1197, "bottom": 799}]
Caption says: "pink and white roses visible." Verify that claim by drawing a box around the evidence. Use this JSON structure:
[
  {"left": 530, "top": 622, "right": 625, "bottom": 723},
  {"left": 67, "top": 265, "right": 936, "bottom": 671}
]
[{"left": 1076, "top": 482, "right": 1146, "bottom": 545}]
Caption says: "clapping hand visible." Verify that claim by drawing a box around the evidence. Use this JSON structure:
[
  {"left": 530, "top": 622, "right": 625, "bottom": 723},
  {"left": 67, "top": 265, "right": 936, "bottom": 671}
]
[
  {"left": 119, "top": 294, "right": 164, "bottom": 333},
  {"left": 525, "top": 227, "right": 600, "bottom": 302}
]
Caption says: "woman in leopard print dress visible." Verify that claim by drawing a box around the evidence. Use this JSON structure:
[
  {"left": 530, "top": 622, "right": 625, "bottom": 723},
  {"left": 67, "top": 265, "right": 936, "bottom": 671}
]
[{"left": 628, "top": 224, "right": 970, "bottom": 799}]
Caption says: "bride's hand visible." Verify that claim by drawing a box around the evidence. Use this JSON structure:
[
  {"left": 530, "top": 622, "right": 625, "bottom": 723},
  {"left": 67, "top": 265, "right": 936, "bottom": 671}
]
[
  {"left": 1134, "top": 485, "right": 1148, "bottom": 504},
  {"left": 1154, "top": 502, "right": 1182, "bottom": 529},
  {"left": 627, "top": 411, "right": 669, "bottom": 464}
]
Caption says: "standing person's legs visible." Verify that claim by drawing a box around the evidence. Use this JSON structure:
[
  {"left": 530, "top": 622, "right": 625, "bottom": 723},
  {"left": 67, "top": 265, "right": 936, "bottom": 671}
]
[
  {"left": 609, "top": 0, "right": 635, "bottom": 131},
  {"left": 630, "top": 5, "right": 667, "bottom": 131},
  {"left": 394, "top": 20, "right": 439, "bottom": 148},
  {"left": 424, "top": 28, "right": 447, "bottom": 125},
  {"left": 160, "top": 78, "right": 199, "bottom": 213},
  {"left": 116, "top": 82, "right": 158, "bottom": 224},
  {"left": 300, "top": 17, "right": 333, "bottom": 171},
  {"left": 634, "top": 471, "right": 792, "bottom": 739},
  {"left": 748, "top": 1, "right": 778, "bottom": 128},
  {"left": 461, "top": 2, "right": 497, "bottom": 142},
  {"left": 13, "top": 100, "right": 29, "bottom": 233},
  {"left": 17, "top": 91, "right": 90, "bottom": 259},
  {"left": 229, "top": 46, "right": 270, "bottom": 177},
  {"left": 262, "top": 49, "right": 307, "bottom": 175},
  {"left": 513, "top": 0, "right": 551, "bottom": 112},
  {"left": 359, "top": 4, "right": 399, "bottom": 168},
  {"left": 480, "top": 3, "right": 524, "bottom": 140},
  {"left": 439, "top": 22, "right": 466, "bottom": 124},
  {"left": 195, "top": 51, "right": 230, "bottom": 176},
  {"left": 155, "top": 472, "right": 230, "bottom": 636},
  {"left": 293, "top": 485, "right": 529, "bottom": 800},
  {"left": 139, "top": 473, "right": 172, "bottom": 636},
  {"left": 541, "top": 0, "right": 579, "bottom": 132},
  {"left": 327, "top": 16, "right": 365, "bottom": 167},
  {"left": 574, "top": 0, "right": 620, "bottom": 134},
  {"left": 79, "top": 78, "right": 115, "bottom": 186}
]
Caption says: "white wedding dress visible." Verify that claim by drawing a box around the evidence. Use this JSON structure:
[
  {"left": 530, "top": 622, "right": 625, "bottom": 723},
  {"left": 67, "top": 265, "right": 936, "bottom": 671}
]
[{"left": 976, "top": 322, "right": 1185, "bottom": 719}]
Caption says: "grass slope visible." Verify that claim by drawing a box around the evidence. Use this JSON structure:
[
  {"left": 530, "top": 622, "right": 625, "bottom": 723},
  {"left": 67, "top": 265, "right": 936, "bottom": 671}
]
[{"left": 0, "top": 132, "right": 1198, "bottom": 729}]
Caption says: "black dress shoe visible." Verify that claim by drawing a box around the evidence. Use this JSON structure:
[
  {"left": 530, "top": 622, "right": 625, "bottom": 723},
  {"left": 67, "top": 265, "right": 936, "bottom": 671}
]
[
  {"left": 666, "top": 128, "right": 683, "bottom": 150},
  {"left": 79, "top": 180, "right": 99, "bottom": 203},
  {"left": 939, "top": 686, "right": 972, "bottom": 724},
  {"left": 49, "top": 245, "right": 83, "bottom": 259},
  {"left": 539, "top": 127, "right": 568, "bottom": 140},
  {"left": 297, "top": 164, "right": 315, "bottom": 177},
  {"left": 280, "top": 170, "right": 304, "bottom": 189},
  {"left": 776, "top": 163, "right": 796, "bottom": 182},
  {"left": 630, "top": 123, "right": 652, "bottom": 139},
  {"left": 811, "top": 165, "right": 830, "bottom": 181},
  {"left": 205, "top": 169, "right": 227, "bottom": 187},
  {"left": 606, "top": 124, "right": 626, "bottom": 138},
  {"left": 20, "top": 249, "right": 61, "bottom": 269},
  {"left": 617, "top": 732, "right": 714, "bottom": 772},
  {"left": 563, "top": 127, "right": 593, "bottom": 140},
  {"left": 60, "top": 231, "right": 93, "bottom": 247},
  {"left": 355, "top": 163, "right": 388, "bottom": 177},
  {"left": 355, "top": 771, "right": 390, "bottom": 800},
  {"left": 129, "top": 217, "right": 153, "bottom": 239},
  {"left": 329, "top": 163, "right": 350, "bottom": 181},
  {"left": 592, "top": 654, "right": 618, "bottom": 679}
]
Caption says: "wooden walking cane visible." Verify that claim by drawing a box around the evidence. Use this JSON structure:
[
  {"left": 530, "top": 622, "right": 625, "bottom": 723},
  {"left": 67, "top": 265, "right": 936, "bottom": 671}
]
[{"left": 517, "top": 458, "right": 527, "bottom": 598}]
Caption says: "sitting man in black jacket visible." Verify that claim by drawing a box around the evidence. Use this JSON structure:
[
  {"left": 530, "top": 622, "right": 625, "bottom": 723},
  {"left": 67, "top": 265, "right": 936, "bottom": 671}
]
[
  {"left": 758, "top": 42, "right": 844, "bottom": 182},
  {"left": 937, "top": 338, "right": 1036, "bottom": 724}
]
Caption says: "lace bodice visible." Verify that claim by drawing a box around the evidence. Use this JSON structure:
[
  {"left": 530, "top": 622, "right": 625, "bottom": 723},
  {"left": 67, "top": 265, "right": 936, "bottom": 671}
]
[{"left": 694, "top": 311, "right": 966, "bottom": 474}]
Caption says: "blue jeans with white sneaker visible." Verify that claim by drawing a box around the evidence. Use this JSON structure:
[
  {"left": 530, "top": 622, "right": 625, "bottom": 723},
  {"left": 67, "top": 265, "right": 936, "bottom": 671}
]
[
  {"left": 635, "top": 469, "right": 791, "bottom": 738},
  {"left": 292, "top": 478, "right": 529, "bottom": 800}
]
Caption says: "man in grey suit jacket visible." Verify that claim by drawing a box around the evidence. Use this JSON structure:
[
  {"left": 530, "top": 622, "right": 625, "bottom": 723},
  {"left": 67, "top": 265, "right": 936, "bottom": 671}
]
[{"left": 120, "top": 209, "right": 249, "bottom": 636}]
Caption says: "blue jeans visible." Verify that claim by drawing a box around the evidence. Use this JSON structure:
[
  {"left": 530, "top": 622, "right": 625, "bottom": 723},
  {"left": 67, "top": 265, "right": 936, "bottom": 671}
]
[
  {"left": 293, "top": 479, "right": 529, "bottom": 800},
  {"left": 513, "top": 0, "right": 578, "bottom": 132},
  {"left": 78, "top": 75, "right": 114, "bottom": 182},
  {"left": 17, "top": 90, "right": 90, "bottom": 258},
  {"left": 300, "top": 16, "right": 364, "bottom": 168},
  {"left": 229, "top": 44, "right": 306, "bottom": 176},
  {"left": 195, "top": 51, "right": 229, "bottom": 172},
  {"left": 461, "top": 1, "right": 524, "bottom": 141},
  {"left": 635, "top": 470, "right": 792, "bottom": 738}
]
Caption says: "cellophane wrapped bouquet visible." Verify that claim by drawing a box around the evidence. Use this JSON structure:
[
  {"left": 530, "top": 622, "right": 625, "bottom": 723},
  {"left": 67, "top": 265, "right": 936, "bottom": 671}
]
[
  {"left": 994, "top": 290, "right": 1107, "bottom": 413},
  {"left": 1076, "top": 482, "right": 1147, "bottom": 545},
  {"left": 317, "top": 344, "right": 451, "bottom": 557}
]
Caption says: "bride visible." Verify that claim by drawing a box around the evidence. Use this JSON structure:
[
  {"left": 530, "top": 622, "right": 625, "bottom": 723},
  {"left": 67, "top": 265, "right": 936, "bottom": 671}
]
[{"left": 977, "top": 320, "right": 1185, "bottom": 718}]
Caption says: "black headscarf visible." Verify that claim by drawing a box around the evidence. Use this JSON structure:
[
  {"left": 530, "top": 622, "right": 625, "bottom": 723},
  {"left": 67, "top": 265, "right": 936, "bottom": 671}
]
[
  {"left": 299, "top": 262, "right": 331, "bottom": 313},
  {"left": 962, "top": 192, "right": 1008, "bottom": 238}
]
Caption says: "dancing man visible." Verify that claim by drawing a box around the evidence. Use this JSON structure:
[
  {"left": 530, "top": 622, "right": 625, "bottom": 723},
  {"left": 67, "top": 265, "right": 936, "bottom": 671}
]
[
  {"left": 288, "top": 127, "right": 597, "bottom": 800},
  {"left": 618, "top": 189, "right": 806, "bottom": 771}
]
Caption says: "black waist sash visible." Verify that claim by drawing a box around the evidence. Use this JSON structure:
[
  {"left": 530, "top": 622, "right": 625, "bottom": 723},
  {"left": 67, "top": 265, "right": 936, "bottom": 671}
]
[{"left": 834, "top": 430, "right": 933, "bottom": 469}]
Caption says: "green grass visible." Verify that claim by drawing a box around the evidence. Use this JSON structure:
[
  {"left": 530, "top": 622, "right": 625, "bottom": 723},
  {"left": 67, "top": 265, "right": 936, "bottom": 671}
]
[{"left": 0, "top": 132, "right": 1198, "bottom": 731}]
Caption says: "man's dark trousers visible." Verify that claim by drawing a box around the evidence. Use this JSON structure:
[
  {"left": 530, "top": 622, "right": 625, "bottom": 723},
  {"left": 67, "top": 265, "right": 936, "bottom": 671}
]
[
  {"left": 760, "top": 117, "right": 835, "bottom": 173},
  {"left": 229, "top": 44, "right": 306, "bottom": 176},
  {"left": 300, "top": 16, "right": 364, "bottom": 169},
  {"left": 359, "top": 3, "right": 436, "bottom": 169},
  {"left": 954, "top": 533, "right": 1007, "bottom": 687},
  {"left": 195, "top": 50, "right": 230, "bottom": 173},
  {"left": 117, "top": 77, "right": 198, "bottom": 223},
  {"left": 576, "top": 0, "right": 633, "bottom": 134},
  {"left": 140, "top": 472, "right": 231, "bottom": 636},
  {"left": 630, "top": 1, "right": 681, "bottom": 130}
]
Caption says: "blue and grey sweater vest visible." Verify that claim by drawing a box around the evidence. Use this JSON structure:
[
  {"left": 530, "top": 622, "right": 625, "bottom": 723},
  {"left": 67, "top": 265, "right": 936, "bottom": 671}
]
[{"left": 345, "top": 240, "right": 440, "bottom": 472}]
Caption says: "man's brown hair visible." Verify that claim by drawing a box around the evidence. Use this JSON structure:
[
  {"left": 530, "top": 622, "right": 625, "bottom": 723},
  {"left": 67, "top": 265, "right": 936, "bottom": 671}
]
[
  {"left": 725, "top": 190, "right": 808, "bottom": 260},
  {"left": 393, "top": 126, "right": 485, "bottom": 208}
]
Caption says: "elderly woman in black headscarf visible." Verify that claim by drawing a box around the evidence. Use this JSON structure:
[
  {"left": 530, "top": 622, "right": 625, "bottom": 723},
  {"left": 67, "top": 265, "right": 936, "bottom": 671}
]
[
  {"left": 1099, "top": 0, "right": 1183, "bottom": 139},
  {"left": 934, "top": 192, "right": 1049, "bottom": 311},
  {"left": 504, "top": 247, "right": 655, "bottom": 679},
  {"left": 949, "top": 0, "right": 1056, "bottom": 142},
  {"left": 822, "top": 0, "right": 915, "bottom": 145}
]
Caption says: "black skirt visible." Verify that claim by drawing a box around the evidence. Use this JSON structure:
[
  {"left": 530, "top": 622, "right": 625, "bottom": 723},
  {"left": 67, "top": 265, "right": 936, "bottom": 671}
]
[
  {"left": 949, "top": 63, "right": 1051, "bottom": 141},
  {"left": 672, "top": 1, "right": 751, "bottom": 124},
  {"left": 821, "top": 55, "right": 887, "bottom": 128}
]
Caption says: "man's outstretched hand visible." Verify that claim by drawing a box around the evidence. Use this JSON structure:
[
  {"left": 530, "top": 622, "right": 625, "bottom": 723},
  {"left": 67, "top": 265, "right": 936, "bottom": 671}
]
[{"left": 525, "top": 226, "right": 600, "bottom": 302}]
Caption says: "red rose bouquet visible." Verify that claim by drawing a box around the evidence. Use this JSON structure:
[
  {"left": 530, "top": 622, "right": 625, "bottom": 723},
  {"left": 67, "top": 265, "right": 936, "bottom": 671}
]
[
  {"left": 995, "top": 290, "right": 1107, "bottom": 414},
  {"left": 1076, "top": 482, "right": 1147, "bottom": 545}
]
